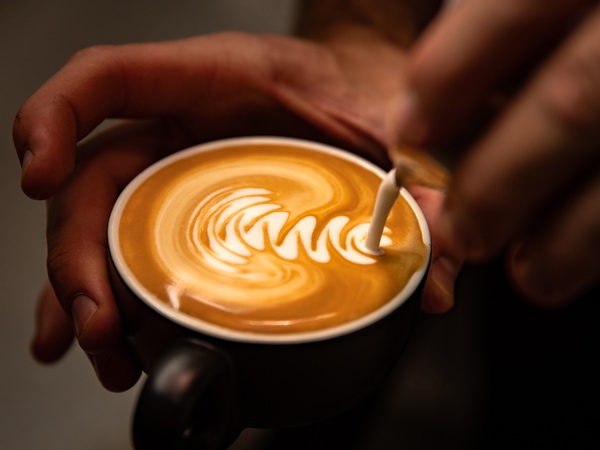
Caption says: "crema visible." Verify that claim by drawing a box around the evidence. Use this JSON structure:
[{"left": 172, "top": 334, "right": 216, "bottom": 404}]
[{"left": 113, "top": 141, "right": 428, "bottom": 334}]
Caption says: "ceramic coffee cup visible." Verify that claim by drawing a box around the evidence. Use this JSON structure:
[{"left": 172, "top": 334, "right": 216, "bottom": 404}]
[{"left": 107, "top": 137, "right": 431, "bottom": 450}]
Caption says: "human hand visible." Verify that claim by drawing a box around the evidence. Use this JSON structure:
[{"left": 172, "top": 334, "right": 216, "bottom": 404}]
[
  {"left": 14, "top": 32, "right": 460, "bottom": 390},
  {"left": 399, "top": 0, "right": 600, "bottom": 307}
]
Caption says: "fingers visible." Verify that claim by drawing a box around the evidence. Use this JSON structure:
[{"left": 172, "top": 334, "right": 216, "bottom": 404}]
[
  {"left": 31, "top": 283, "right": 75, "bottom": 363},
  {"left": 508, "top": 169, "right": 600, "bottom": 307},
  {"left": 47, "top": 180, "right": 141, "bottom": 392},
  {"left": 87, "top": 345, "right": 142, "bottom": 393},
  {"left": 439, "top": 6, "right": 600, "bottom": 263},
  {"left": 45, "top": 121, "right": 175, "bottom": 390},
  {"left": 31, "top": 282, "right": 139, "bottom": 392},
  {"left": 407, "top": 186, "right": 465, "bottom": 314},
  {"left": 399, "top": 0, "right": 595, "bottom": 144},
  {"left": 14, "top": 32, "right": 405, "bottom": 202},
  {"left": 13, "top": 34, "right": 268, "bottom": 199}
]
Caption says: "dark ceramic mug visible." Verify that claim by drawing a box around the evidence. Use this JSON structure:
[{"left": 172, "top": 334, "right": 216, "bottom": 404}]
[{"left": 107, "top": 137, "right": 431, "bottom": 450}]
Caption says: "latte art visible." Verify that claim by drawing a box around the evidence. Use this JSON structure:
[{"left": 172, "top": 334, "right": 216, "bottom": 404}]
[
  {"left": 183, "top": 186, "right": 391, "bottom": 269},
  {"left": 112, "top": 140, "right": 429, "bottom": 335}
]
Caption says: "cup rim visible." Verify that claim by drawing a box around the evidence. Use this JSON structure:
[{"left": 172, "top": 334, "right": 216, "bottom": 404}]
[{"left": 108, "top": 136, "right": 431, "bottom": 344}]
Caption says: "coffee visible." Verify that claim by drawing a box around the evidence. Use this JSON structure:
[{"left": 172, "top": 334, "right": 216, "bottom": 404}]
[{"left": 110, "top": 139, "right": 429, "bottom": 337}]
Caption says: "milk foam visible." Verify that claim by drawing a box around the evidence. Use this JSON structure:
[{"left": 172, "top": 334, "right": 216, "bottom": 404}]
[
  {"left": 183, "top": 186, "right": 391, "bottom": 268},
  {"left": 115, "top": 142, "right": 428, "bottom": 334}
]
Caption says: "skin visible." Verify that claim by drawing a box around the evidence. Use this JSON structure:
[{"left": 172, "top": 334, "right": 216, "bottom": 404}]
[
  {"left": 22, "top": 0, "right": 600, "bottom": 395},
  {"left": 14, "top": 26, "right": 460, "bottom": 391},
  {"left": 399, "top": 0, "right": 600, "bottom": 307}
]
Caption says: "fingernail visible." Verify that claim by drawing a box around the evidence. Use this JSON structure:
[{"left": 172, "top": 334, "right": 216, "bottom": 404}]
[
  {"left": 72, "top": 295, "right": 98, "bottom": 338},
  {"left": 397, "top": 90, "right": 429, "bottom": 144}
]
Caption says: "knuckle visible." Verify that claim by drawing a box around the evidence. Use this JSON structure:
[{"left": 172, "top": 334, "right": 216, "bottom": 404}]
[
  {"left": 541, "top": 49, "right": 600, "bottom": 132},
  {"left": 46, "top": 246, "right": 76, "bottom": 295},
  {"left": 459, "top": 181, "right": 501, "bottom": 226},
  {"left": 66, "top": 44, "right": 117, "bottom": 66},
  {"left": 64, "top": 45, "right": 124, "bottom": 96}
]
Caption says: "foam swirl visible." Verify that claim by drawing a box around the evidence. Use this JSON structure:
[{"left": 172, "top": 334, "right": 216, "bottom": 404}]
[{"left": 115, "top": 142, "right": 428, "bottom": 333}]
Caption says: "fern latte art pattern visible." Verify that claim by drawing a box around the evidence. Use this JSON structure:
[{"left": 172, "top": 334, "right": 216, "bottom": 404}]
[
  {"left": 115, "top": 141, "right": 429, "bottom": 334},
  {"left": 182, "top": 186, "right": 389, "bottom": 270}
]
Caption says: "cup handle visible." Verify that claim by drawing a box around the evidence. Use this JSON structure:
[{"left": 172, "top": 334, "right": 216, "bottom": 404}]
[{"left": 132, "top": 339, "right": 240, "bottom": 450}]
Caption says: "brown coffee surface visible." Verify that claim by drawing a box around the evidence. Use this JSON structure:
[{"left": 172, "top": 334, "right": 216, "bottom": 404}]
[{"left": 116, "top": 142, "right": 428, "bottom": 334}]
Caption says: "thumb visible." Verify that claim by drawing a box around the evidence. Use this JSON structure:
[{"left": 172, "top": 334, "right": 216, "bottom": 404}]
[{"left": 408, "top": 185, "right": 464, "bottom": 314}]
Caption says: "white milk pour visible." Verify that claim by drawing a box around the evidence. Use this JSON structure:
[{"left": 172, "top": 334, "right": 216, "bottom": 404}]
[{"left": 364, "top": 168, "right": 401, "bottom": 255}]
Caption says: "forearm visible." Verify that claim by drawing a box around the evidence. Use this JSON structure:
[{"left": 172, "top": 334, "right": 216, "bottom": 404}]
[{"left": 294, "top": 0, "right": 443, "bottom": 48}]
